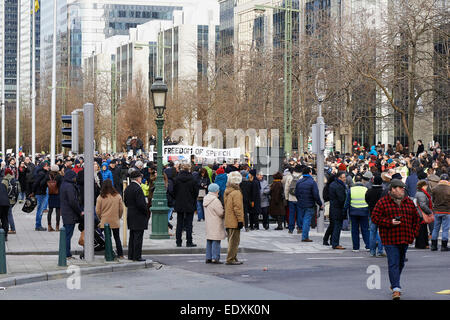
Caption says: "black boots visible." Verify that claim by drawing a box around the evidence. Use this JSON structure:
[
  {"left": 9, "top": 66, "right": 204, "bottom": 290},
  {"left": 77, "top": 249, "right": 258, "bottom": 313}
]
[
  {"left": 442, "top": 240, "right": 449, "bottom": 252},
  {"left": 431, "top": 240, "right": 438, "bottom": 251}
]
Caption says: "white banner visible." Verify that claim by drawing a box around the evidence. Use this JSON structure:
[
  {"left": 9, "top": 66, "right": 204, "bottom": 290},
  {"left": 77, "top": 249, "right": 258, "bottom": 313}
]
[{"left": 163, "top": 145, "right": 241, "bottom": 160}]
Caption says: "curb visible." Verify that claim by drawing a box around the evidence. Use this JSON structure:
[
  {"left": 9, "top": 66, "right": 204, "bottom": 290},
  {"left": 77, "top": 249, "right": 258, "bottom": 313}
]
[
  {"left": 5, "top": 247, "right": 272, "bottom": 256},
  {"left": 0, "top": 260, "right": 156, "bottom": 289}
]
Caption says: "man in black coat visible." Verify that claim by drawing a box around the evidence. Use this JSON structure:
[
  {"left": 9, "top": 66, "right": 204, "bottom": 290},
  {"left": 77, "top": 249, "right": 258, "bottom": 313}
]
[
  {"left": 173, "top": 164, "right": 199, "bottom": 247},
  {"left": 32, "top": 162, "right": 50, "bottom": 231},
  {"left": 109, "top": 159, "right": 123, "bottom": 196},
  {"left": 248, "top": 169, "right": 262, "bottom": 230},
  {"left": 124, "top": 170, "right": 149, "bottom": 261},
  {"left": 60, "top": 170, "right": 83, "bottom": 258},
  {"left": 328, "top": 171, "right": 348, "bottom": 250}
]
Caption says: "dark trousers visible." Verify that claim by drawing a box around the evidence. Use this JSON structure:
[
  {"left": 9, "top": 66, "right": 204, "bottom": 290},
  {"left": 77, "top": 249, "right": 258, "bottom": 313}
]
[
  {"left": 176, "top": 212, "right": 194, "bottom": 245},
  {"left": 249, "top": 208, "right": 260, "bottom": 229},
  {"left": 0, "top": 206, "right": 9, "bottom": 238},
  {"left": 64, "top": 224, "right": 75, "bottom": 257},
  {"left": 101, "top": 228, "right": 123, "bottom": 257},
  {"left": 324, "top": 218, "right": 335, "bottom": 243},
  {"left": 48, "top": 208, "right": 61, "bottom": 226},
  {"left": 128, "top": 230, "right": 144, "bottom": 260},
  {"left": 261, "top": 207, "right": 269, "bottom": 229},
  {"left": 243, "top": 204, "right": 250, "bottom": 229},
  {"left": 415, "top": 223, "right": 429, "bottom": 249},
  {"left": 332, "top": 219, "right": 343, "bottom": 248}
]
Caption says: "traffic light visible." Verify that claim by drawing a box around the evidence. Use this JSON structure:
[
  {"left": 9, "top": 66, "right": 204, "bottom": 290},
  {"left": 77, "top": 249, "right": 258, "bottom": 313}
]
[{"left": 61, "top": 115, "right": 72, "bottom": 149}]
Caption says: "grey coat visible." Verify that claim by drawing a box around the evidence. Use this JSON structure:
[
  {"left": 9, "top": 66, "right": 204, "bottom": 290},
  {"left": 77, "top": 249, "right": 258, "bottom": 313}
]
[
  {"left": 415, "top": 190, "right": 433, "bottom": 217},
  {"left": 259, "top": 178, "right": 270, "bottom": 208}
]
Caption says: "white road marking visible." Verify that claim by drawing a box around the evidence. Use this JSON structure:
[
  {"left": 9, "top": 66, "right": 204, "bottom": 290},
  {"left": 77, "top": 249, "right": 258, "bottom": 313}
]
[{"left": 307, "top": 257, "right": 365, "bottom": 260}]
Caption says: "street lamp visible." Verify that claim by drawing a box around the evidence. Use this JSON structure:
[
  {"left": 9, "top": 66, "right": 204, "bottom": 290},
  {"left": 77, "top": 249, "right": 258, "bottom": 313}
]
[
  {"left": 149, "top": 77, "right": 169, "bottom": 239},
  {"left": 313, "top": 68, "right": 327, "bottom": 233}
]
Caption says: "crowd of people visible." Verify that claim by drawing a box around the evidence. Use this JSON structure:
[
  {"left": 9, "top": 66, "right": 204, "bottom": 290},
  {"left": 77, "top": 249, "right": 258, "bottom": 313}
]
[{"left": 0, "top": 139, "right": 448, "bottom": 298}]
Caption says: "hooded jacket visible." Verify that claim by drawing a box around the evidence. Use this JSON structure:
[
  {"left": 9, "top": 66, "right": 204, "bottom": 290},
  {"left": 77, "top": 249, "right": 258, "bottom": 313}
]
[
  {"left": 224, "top": 183, "right": 244, "bottom": 229},
  {"left": 214, "top": 173, "right": 228, "bottom": 202},
  {"left": 32, "top": 165, "right": 50, "bottom": 195},
  {"left": 60, "top": 170, "right": 82, "bottom": 225},
  {"left": 100, "top": 163, "right": 114, "bottom": 185},
  {"left": 203, "top": 192, "right": 226, "bottom": 240}
]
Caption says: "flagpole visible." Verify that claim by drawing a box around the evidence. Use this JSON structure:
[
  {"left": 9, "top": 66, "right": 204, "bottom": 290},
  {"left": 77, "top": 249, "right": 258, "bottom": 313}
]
[
  {"left": 31, "top": 0, "right": 36, "bottom": 164},
  {"left": 50, "top": 0, "right": 57, "bottom": 166},
  {"left": 16, "top": 0, "right": 21, "bottom": 164}
]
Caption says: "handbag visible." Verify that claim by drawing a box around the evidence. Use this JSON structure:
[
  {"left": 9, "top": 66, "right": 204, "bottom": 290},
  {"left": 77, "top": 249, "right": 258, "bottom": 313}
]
[
  {"left": 416, "top": 203, "right": 435, "bottom": 224},
  {"left": 22, "top": 196, "right": 37, "bottom": 213},
  {"left": 198, "top": 189, "right": 206, "bottom": 200}
]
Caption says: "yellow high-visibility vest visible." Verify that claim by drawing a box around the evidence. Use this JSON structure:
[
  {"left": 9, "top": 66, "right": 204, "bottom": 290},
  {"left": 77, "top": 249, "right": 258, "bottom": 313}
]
[{"left": 350, "top": 185, "right": 368, "bottom": 208}]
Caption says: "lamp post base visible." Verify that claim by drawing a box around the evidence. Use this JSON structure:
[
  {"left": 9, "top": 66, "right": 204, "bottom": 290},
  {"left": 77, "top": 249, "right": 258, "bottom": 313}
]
[{"left": 150, "top": 210, "right": 170, "bottom": 240}]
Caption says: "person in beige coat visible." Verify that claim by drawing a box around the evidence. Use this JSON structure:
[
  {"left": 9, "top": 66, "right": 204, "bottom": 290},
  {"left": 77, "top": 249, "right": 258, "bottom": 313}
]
[
  {"left": 224, "top": 171, "right": 244, "bottom": 265},
  {"left": 203, "top": 183, "right": 226, "bottom": 264},
  {"left": 96, "top": 179, "right": 124, "bottom": 258}
]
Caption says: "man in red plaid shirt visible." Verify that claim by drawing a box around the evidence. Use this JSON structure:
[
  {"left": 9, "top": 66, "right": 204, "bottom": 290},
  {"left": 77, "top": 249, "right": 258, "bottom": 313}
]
[{"left": 371, "top": 179, "right": 420, "bottom": 300}]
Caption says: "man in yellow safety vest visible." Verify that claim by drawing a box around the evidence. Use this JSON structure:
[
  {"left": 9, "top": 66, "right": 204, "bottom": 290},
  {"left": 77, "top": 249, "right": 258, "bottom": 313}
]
[{"left": 344, "top": 175, "right": 370, "bottom": 252}]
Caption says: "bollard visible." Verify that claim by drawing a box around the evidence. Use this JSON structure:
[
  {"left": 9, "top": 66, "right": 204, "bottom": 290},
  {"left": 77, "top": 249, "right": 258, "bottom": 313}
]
[
  {"left": 58, "top": 226, "right": 67, "bottom": 267},
  {"left": 104, "top": 224, "right": 115, "bottom": 261},
  {"left": 0, "top": 229, "right": 6, "bottom": 274}
]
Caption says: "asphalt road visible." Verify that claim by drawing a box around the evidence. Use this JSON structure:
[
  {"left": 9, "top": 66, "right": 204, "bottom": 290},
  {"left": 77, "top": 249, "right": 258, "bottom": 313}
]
[{"left": 1, "top": 249, "right": 449, "bottom": 300}]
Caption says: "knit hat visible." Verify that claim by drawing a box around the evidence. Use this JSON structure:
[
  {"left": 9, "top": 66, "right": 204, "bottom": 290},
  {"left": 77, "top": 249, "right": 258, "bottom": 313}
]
[
  {"left": 373, "top": 175, "right": 383, "bottom": 186},
  {"left": 440, "top": 173, "right": 449, "bottom": 181},
  {"left": 338, "top": 163, "right": 347, "bottom": 171},
  {"left": 216, "top": 167, "right": 225, "bottom": 175},
  {"left": 208, "top": 183, "right": 220, "bottom": 193},
  {"left": 249, "top": 169, "right": 257, "bottom": 177},
  {"left": 228, "top": 171, "right": 242, "bottom": 185},
  {"left": 363, "top": 171, "right": 373, "bottom": 180}
]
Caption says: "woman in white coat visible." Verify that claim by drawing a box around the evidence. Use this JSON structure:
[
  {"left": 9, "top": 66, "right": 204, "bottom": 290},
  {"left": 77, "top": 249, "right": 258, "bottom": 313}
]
[{"left": 203, "top": 183, "right": 226, "bottom": 264}]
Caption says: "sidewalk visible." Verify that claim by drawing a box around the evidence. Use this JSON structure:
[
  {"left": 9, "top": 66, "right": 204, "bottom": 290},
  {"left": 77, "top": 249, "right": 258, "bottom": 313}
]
[
  {"left": 1, "top": 204, "right": 356, "bottom": 285},
  {"left": 6, "top": 204, "right": 355, "bottom": 255}
]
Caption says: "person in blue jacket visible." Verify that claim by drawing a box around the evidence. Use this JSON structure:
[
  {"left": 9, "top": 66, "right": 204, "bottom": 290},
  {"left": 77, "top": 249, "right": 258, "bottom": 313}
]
[
  {"left": 214, "top": 166, "right": 228, "bottom": 204},
  {"left": 295, "top": 166, "right": 323, "bottom": 242},
  {"left": 100, "top": 163, "right": 114, "bottom": 185}
]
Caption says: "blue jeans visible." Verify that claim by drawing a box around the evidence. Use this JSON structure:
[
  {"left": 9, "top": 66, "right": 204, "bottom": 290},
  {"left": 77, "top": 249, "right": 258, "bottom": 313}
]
[
  {"left": 384, "top": 244, "right": 408, "bottom": 292},
  {"left": 8, "top": 206, "right": 15, "bottom": 231},
  {"left": 431, "top": 214, "right": 450, "bottom": 241},
  {"left": 168, "top": 208, "right": 174, "bottom": 222},
  {"left": 300, "top": 207, "right": 315, "bottom": 240},
  {"left": 64, "top": 224, "right": 75, "bottom": 258},
  {"left": 288, "top": 201, "right": 302, "bottom": 231},
  {"left": 206, "top": 239, "right": 221, "bottom": 261},
  {"left": 350, "top": 215, "right": 370, "bottom": 250},
  {"left": 18, "top": 192, "right": 26, "bottom": 201},
  {"left": 197, "top": 201, "right": 204, "bottom": 221},
  {"left": 369, "top": 218, "right": 383, "bottom": 255},
  {"left": 44, "top": 188, "right": 49, "bottom": 210},
  {"left": 35, "top": 194, "right": 47, "bottom": 228}
]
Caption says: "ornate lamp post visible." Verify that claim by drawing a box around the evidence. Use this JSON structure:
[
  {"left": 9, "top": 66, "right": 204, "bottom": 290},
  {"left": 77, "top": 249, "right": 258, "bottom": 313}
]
[{"left": 150, "top": 77, "right": 170, "bottom": 239}]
